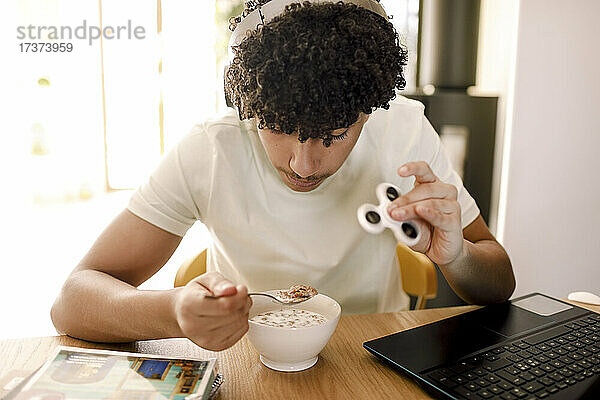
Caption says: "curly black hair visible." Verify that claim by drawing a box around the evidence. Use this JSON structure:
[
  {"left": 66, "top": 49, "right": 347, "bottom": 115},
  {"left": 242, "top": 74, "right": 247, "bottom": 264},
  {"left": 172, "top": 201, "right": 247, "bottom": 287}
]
[{"left": 225, "top": 1, "right": 408, "bottom": 146}]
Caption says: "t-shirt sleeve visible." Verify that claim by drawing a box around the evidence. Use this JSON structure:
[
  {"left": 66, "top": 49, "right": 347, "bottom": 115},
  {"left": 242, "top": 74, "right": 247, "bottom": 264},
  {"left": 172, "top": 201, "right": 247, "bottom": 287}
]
[
  {"left": 127, "top": 127, "right": 204, "bottom": 237},
  {"left": 417, "top": 116, "right": 480, "bottom": 229}
]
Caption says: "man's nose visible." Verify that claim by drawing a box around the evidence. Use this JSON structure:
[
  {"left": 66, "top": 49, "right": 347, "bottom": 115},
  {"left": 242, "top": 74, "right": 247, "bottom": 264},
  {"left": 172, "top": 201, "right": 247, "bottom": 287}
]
[{"left": 289, "top": 139, "right": 321, "bottom": 178}]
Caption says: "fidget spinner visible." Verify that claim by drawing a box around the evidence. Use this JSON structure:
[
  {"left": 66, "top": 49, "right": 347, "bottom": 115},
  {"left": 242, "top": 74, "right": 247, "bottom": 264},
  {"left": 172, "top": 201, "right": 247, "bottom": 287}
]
[{"left": 357, "top": 183, "right": 421, "bottom": 247}]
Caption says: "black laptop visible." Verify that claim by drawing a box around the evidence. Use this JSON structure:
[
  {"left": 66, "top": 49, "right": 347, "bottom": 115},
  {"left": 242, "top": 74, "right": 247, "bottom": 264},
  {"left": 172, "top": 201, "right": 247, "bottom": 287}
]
[{"left": 363, "top": 293, "right": 600, "bottom": 399}]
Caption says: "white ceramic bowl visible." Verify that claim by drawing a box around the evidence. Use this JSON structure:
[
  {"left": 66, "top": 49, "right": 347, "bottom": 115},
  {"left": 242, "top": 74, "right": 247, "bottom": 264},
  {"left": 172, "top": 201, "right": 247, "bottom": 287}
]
[{"left": 247, "top": 291, "right": 341, "bottom": 372}]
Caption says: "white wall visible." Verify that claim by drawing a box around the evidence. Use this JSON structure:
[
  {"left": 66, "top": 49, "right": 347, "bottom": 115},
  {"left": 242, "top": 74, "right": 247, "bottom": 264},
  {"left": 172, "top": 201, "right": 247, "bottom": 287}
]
[{"left": 500, "top": 0, "right": 600, "bottom": 297}]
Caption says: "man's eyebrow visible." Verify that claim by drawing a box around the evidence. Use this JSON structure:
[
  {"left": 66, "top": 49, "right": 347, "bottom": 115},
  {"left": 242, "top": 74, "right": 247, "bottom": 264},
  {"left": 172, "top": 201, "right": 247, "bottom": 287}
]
[{"left": 331, "top": 127, "right": 349, "bottom": 136}]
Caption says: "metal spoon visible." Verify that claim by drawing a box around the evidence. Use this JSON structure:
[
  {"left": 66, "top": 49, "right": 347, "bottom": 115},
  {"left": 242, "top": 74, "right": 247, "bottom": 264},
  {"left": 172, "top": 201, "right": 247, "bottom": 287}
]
[
  {"left": 204, "top": 291, "right": 316, "bottom": 305},
  {"left": 248, "top": 292, "right": 315, "bottom": 305}
]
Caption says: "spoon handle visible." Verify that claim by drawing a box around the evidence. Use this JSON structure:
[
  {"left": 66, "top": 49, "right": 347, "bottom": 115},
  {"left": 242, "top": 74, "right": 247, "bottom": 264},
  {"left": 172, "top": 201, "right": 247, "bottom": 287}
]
[
  {"left": 202, "top": 292, "right": 282, "bottom": 302},
  {"left": 203, "top": 292, "right": 309, "bottom": 305},
  {"left": 248, "top": 292, "right": 303, "bottom": 304},
  {"left": 249, "top": 292, "right": 312, "bottom": 304}
]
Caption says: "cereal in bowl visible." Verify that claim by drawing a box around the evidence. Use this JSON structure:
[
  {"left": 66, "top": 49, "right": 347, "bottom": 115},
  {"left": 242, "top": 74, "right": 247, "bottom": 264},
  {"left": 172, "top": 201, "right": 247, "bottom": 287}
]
[{"left": 250, "top": 308, "right": 327, "bottom": 328}]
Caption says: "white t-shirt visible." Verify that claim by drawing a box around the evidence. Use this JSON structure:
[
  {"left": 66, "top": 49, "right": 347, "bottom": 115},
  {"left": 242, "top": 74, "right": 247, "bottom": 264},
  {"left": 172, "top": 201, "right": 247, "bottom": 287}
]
[{"left": 127, "top": 95, "right": 480, "bottom": 314}]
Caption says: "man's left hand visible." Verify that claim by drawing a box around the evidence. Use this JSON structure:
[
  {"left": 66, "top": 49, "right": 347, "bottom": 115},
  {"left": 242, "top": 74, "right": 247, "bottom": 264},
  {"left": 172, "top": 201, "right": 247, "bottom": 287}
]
[{"left": 387, "top": 161, "right": 464, "bottom": 266}]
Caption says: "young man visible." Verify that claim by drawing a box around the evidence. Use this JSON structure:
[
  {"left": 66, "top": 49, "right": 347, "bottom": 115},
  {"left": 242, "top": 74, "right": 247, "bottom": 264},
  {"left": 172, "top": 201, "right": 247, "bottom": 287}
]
[{"left": 51, "top": 0, "right": 515, "bottom": 352}]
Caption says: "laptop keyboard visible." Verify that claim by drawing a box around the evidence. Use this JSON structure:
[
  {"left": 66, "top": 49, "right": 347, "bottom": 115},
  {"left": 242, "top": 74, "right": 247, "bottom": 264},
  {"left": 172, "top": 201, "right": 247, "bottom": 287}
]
[{"left": 426, "top": 313, "right": 600, "bottom": 399}]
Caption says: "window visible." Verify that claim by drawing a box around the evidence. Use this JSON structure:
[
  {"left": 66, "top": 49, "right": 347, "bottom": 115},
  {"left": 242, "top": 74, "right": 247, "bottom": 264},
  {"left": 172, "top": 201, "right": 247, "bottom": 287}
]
[{"left": 385, "top": 0, "right": 420, "bottom": 90}]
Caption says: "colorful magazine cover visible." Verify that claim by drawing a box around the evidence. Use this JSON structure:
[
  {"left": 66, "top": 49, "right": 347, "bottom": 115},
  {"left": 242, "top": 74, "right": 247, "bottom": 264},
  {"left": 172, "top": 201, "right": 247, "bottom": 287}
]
[{"left": 7, "top": 346, "right": 218, "bottom": 400}]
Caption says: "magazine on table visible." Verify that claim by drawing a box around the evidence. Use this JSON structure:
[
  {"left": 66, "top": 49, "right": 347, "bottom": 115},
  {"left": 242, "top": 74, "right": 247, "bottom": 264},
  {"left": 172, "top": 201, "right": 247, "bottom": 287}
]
[{"left": 2, "top": 346, "right": 223, "bottom": 400}]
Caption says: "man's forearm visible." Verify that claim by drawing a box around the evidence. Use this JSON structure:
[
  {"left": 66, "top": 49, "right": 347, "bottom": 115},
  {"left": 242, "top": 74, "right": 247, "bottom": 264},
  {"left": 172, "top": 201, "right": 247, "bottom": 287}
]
[
  {"left": 51, "top": 269, "right": 184, "bottom": 342},
  {"left": 439, "top": 239, "right": 516, "bottom": 305}
]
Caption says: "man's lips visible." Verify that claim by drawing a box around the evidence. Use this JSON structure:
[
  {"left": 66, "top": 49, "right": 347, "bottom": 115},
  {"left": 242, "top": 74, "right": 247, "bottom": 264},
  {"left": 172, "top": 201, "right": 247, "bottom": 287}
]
[{"left": 285, "top": 173, "right": 322, "bottom": 188}]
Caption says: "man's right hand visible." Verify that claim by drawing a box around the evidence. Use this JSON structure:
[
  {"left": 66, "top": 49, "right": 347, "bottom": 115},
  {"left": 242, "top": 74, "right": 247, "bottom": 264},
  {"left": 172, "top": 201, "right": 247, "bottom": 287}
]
[{"left": 173, "top": 272, "right": 252, "bottom": 351}]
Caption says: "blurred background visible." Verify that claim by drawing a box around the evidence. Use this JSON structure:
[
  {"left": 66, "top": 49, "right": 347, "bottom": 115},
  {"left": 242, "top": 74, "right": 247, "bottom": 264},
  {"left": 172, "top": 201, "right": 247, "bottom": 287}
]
[{"left": 1, "top": 0, "right": 598, "bottom": 339}]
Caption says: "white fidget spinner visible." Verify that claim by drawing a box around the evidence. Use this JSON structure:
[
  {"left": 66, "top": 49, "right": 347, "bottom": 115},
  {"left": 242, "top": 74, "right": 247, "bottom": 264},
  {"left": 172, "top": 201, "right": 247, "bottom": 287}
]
[{"left": 357, "top": 182, "right": 421, "bottom": 247}]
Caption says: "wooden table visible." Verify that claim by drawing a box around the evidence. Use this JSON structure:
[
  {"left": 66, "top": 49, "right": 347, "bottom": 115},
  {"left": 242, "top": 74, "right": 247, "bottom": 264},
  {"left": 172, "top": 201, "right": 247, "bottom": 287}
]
[{"left": 2, "top": 302, "right": 599, "bottom": 399}]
